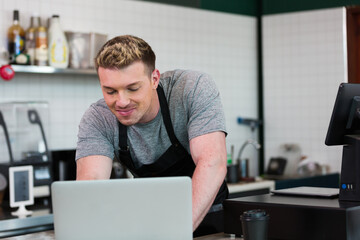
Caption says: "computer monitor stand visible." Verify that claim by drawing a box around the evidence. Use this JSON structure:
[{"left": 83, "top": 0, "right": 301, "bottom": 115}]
[
  {"left": 11, "top": 204, "right": 33, "bottom": 218},
  {"left": 339, "top": 135, "right": 360, "bottom": 201}
]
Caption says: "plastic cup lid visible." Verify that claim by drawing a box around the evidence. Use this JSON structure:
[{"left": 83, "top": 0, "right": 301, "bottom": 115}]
[{"left": 240, "top": 209, "right": 269, "bottom": 220}]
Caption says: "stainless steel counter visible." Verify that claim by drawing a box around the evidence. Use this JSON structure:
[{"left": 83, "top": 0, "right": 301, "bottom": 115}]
[{"left": 0, "top": 205, "right": 53, "bottom": 238}]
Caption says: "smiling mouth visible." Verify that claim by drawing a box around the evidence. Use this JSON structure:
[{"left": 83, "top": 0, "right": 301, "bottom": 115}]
[{"left": 116, "top": 108, "right": 135, "bottom": 117}]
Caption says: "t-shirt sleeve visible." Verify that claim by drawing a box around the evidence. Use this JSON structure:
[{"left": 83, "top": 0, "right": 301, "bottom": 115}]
[
  {"left": 184, "top": 72, "right": 227, "bottom": 140},
  {"left": 75, "top": 104, "right": 116, "bottom": 161}
]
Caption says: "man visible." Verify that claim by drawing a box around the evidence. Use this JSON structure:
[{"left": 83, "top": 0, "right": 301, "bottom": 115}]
[{"left": 76, "top": 35, "right": 228, "bottom": 236}]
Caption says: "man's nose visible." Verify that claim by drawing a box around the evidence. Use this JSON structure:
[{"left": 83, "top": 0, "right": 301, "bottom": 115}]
[{"left": 116, "top": 93, "right": 130, "bottom": 107}]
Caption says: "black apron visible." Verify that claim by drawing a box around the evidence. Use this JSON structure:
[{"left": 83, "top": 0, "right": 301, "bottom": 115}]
[{"left": 118, "top": 86, "right": 228, "bottom": 235}]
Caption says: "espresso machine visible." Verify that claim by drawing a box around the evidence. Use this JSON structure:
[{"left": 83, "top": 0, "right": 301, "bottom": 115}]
[{"left": 0, "top": 102, "right": 52, "bottom": 206}]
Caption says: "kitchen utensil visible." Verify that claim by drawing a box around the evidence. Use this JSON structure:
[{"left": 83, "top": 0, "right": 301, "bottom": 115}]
[
  {"left": 0, "top": 110, "right": 14, "bottom": 163},
  {"left": 27, "top": 109, "right": 49, "bottom": 161}
]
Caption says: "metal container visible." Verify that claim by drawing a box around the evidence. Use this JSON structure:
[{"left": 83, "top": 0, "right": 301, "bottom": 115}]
[
  {"left": 0, "top": 101, "right": 50, "bottom": 163},
  {"left": 65, "top": 32, "right": 107, "bottom": 69}
]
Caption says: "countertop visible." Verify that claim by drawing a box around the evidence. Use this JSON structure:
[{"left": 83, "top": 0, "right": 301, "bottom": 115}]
[
  {"left": 227, "top": 179, "right": 275, "bottom": 193},
  {"left": 2, "top": 231, "right": 243, "bottom": 240},
  {"left": 0, "top": 180, "right": 274, "bottom": 238},
  {"left": 0, "top": 204, "right": 53, "bottom": 238}
]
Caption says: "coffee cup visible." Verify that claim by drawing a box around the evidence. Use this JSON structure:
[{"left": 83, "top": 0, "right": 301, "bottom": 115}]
[{"left": 240, "top": 209, "right": 269, "bottom": 240}]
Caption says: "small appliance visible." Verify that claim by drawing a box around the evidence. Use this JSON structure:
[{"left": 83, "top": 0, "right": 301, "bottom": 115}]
[{"left": 0, "top": 101, "right": 52, "bottom": 205}]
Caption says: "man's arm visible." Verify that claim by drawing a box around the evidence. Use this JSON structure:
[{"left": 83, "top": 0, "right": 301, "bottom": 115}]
[
  {"left": 76, "top": 155, "right": 113, "bottom": 180},
  {"left": 189, "top": 131, "right": 227, "bottom": 231}
]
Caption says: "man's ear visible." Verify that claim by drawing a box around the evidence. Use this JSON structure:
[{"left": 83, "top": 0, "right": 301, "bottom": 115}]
[{"left": 151, "top": 69, "right": 160, "bottom": 89}]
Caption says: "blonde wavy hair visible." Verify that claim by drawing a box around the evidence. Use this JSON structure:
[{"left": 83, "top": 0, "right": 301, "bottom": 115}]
[{"left": 95, "top": 35, "right": 156, "bottom": 76}]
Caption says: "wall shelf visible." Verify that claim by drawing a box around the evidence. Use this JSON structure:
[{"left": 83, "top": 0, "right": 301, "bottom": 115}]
[{"left": 11, "top": 65, "right": 97, "bottom": 76}]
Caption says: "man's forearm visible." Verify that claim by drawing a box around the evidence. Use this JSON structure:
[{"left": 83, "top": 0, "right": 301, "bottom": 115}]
[
  {"left": 191, "top": 158, "right": 227, "bottom": 231},
  {"left": 76, "top": 155, "right": 113, "bottom": 180}
]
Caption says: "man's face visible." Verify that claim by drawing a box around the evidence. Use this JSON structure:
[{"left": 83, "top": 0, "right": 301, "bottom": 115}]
[{"left": 98, "top": 61, "right": 160, "bottom": 126}]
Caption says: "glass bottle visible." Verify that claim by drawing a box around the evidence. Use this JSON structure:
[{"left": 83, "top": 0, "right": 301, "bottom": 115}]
[
  {"left": 7, "top": 10, "right": 26, "bottom": 64},
  {"left": 35, "top": 18, "right": 48, "bottom": 66},
  {"left": 26, "top": 15, "right": 40, "bottom": 65}
]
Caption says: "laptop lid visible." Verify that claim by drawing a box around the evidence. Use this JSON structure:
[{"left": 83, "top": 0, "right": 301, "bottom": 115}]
[
  {"left": 271, "top": 186, "right": 339, "bottom": 198},
  {"left": 51, "top": 177, "right": 192, "bottom": 240}
]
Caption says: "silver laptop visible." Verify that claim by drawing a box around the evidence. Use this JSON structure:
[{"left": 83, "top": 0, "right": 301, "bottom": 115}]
[{"left": 51, "top": 177, "right": 192, "bottom": 240}]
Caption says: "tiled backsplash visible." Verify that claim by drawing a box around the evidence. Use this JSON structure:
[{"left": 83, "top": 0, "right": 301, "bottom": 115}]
[
  {"left": 0, "top": 0, "right": 259, "bottom": 174},
  {"left": 263, "top": 7, "right": 346, "bottom": 173},
  {"left": 0, "top": 1, "right": 347, "bottom": 175}
]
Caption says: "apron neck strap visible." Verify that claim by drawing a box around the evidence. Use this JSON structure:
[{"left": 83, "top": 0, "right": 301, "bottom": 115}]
[{"left": 157, "top": 85, "right": 180, "bottom": 145}]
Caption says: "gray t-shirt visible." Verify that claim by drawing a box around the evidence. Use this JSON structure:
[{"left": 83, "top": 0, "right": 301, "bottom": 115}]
[{"left": 76, "top": 69, "right": 226, "bottom": 168}]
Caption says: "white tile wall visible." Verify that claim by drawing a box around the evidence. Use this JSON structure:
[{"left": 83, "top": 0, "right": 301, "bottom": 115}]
[
  {"left": 0, "top": 0, "right": 259, "bottom": 173},
  {"left": 263, "top": 7, "right": 346, "bottom": 173}
]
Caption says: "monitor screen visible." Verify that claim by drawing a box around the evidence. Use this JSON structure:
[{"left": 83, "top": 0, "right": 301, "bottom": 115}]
[
  {"left": 14, "top": 170, "right": 30, "bottom": 202},
  {"left": 325, "top": 83, "right": 360, "bottom": 146},
  {"left": 9, "top": 165, "right": 34, "bottom": 208}
]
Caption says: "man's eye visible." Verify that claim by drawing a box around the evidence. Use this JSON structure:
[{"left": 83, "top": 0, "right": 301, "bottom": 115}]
[
  {"left": 107, "top": 90, "right": 116, "bottom": 95},
  {"left": 128, "top": 87, "right": 139, "bottom": 92}
]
